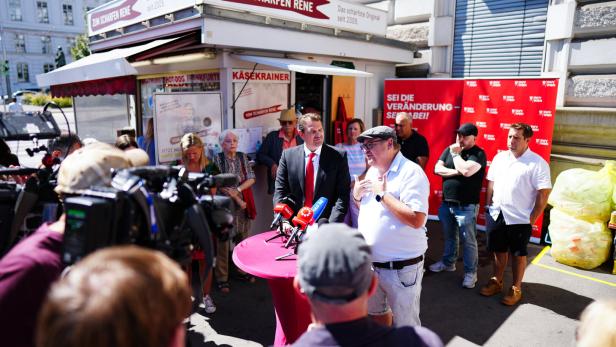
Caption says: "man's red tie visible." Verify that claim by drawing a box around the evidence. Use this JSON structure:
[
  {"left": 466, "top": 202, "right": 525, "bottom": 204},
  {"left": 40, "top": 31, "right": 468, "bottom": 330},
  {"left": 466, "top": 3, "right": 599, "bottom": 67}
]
[{"left": 304, "top": 152, "right": 316, "bottom": 207}]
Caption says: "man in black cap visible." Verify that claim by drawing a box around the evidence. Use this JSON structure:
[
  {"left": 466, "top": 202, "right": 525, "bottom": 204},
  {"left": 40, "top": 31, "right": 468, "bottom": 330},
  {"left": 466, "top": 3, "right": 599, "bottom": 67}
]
[
  {"left": 353, "top": 126, "right": 430, "bottom": 327},
  {"left": 429, "top": 123, "right": 486, "bottom": 290},
  {"left": 292, "top": 224, "right": 442, "bottom": 347}
]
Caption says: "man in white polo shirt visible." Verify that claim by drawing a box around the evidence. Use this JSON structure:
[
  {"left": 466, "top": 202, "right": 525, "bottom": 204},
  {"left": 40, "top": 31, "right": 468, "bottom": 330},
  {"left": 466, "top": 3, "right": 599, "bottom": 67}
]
[
  {"left": 480, "top": 123, "right": 551, "bottom": 306},
  {"left": 353, "top": 126, "right": 429, "bottom": 327}
]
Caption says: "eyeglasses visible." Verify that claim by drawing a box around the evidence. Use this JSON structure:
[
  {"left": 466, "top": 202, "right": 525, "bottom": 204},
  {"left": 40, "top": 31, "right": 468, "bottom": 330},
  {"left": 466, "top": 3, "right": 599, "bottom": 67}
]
[
  {"left": 280, "top": 121, "right": 293, "bottom": 125},
  {"left": 360, "top": 140, "right": 385, "bottom": 151}
]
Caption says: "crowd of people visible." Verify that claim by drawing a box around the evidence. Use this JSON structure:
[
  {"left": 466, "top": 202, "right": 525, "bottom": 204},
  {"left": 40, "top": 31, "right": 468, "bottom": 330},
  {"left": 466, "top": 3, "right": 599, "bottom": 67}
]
[{"left": 0, "top": 106, "right": 612, "bottom": 347}]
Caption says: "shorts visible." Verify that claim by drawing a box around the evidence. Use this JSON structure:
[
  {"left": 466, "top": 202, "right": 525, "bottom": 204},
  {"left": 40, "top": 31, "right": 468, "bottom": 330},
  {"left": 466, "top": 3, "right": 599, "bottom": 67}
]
[{"left": 485, "top": 212, "right": 531, "bottom": 256}]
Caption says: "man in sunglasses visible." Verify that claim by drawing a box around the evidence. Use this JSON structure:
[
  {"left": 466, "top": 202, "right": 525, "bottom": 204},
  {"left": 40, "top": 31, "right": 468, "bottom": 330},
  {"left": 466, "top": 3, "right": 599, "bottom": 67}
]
[
  {"left": 258, "top": 107, "right": 304, "bottom": 194},
  {"left": 353, "top": 126, "right": 429, "bottom": 328}
]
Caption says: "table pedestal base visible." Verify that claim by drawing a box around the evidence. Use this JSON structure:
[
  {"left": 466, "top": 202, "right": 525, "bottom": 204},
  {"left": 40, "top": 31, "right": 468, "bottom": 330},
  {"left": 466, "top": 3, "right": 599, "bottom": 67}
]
[{"left": 267, "top": 278, "right": 311, "bottom": 346}]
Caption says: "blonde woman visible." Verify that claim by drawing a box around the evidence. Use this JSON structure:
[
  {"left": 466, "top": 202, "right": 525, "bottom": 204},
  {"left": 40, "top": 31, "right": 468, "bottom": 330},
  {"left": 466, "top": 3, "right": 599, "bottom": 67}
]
[{"left": 180, "top": 133, "right": 220, "bottom": 313}]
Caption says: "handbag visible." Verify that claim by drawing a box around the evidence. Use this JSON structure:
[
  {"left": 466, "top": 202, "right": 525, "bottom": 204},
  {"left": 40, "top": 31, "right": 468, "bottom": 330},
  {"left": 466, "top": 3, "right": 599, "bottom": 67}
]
[
  {"left": 238, "top": 153, "right": 257, "bottom": 220},
  {"left": 219, "top": 152, "right": 257, "bottom": 220}
]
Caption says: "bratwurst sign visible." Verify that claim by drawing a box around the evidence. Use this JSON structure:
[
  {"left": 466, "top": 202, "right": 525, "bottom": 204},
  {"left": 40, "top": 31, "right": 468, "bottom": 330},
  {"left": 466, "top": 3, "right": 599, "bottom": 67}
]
[{"left": 205, "top": 0, "right": 387, "bottom": 36}]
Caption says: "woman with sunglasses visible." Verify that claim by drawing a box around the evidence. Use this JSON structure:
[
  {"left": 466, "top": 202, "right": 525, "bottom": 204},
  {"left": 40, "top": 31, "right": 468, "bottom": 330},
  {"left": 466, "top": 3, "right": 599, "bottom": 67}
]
[{"left": 335, "top": 118, "right": 369, "bottom": 227}]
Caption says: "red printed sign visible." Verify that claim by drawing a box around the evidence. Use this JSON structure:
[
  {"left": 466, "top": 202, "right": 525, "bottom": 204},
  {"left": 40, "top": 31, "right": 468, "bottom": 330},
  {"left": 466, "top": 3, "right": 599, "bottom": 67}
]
[
  {"left": 384, "top": 79, "right": 465, "bottom": 217},
  {"left": 90, "top": 0, "right": 140, "bottom": 32},
  {"left": 460, "top": 78, "right": 558, "bottom": 240},
  {"left": 223, "top": 0, "right": 329, "bottom": 19},
  {"left": 244, "top": 104, "right": 283, "bottom": 119}
]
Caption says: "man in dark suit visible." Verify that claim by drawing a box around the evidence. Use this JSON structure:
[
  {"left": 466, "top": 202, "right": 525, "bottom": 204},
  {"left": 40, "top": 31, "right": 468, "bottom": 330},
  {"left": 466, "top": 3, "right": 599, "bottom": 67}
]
[
  {"left": 258, "top": 107, "right": 304, "bottom": 194},
  {"left": 274, "top": 113, "right": 350, "bottom": 223}
]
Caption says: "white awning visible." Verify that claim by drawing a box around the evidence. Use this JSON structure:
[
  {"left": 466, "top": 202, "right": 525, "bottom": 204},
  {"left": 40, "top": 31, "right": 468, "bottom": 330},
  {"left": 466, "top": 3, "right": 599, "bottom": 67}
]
[
  {"left": 235, "top": 55, "right": 373, "bottom": 78},
  {"left": 36, "top": 38, "right": 178, "bottom": 87}
]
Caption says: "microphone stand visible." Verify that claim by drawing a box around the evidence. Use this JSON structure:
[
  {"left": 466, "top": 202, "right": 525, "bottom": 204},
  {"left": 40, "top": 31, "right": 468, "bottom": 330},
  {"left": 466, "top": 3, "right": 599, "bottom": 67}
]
[{"left": 265, "top": 218, "right": 287, "bottom": 242}]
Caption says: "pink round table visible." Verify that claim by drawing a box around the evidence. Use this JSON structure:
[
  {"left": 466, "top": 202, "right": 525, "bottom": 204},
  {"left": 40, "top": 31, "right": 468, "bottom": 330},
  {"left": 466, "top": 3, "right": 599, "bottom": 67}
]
[{"left": 232, "top": 231, "right": 311, "bottom": 346}]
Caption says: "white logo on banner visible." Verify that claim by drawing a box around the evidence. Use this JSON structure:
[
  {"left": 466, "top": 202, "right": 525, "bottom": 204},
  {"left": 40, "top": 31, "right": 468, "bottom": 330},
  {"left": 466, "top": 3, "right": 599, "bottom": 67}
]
[
  {"left": 483, "top": 134, "right": 496, "bottom": 141},
  {"left": 500, "top": 122, "right": 512, "bottom": 129},
  {"left": 479, "top": 95, "right": 490, "bottom": 101},
  {"left": 464, "top": 107, "right": 475, "bottom": 113},
  {"left": 539, "top": 110, "right": 553, "bottom": 117},
  {"left": 476, "top": 121, "right": 487, "bottom": 128},
  {"left": 487, "top": 108, "right": 498, "bottom": 115},
  {"left": 514, "top": 81, "right": 527, "bottom": 87},
  {"left": 531, "top": 125, "right": 540, "bottom": 132},
  {"left": 502, "top": 95, "right": 515, "bottom": 102},
  {"left": 529, "top": 96, "right": 543, "bottom": 103},
  {"left": 466, "top": 81, "right": 477, "bottom": 87},
  {"left": 542, "top": 80, "right": 556, "bottom": 87},
  {"left": 489, "top": 81, "right": 501, "bottom": 87},
  {"left": 536, "top": 139, "right": 549, "bottom": 146},
  {"left": 511, "top": 109, "right": 524, "bottom": 116}
]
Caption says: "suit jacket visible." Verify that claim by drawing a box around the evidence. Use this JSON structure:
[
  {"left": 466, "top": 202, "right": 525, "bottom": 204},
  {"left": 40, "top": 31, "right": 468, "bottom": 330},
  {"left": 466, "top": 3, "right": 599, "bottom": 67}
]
[
  {"left": 257, "top": 130, "right": 304, "bottom": 194},
  {"left": 274, "top": 144, "right": 350, "bottom": 223}
]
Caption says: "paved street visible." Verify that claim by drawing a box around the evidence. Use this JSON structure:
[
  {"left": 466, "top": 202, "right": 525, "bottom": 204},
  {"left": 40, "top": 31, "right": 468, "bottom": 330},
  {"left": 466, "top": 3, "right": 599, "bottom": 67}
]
[{"left": 186, "top": 221, "right": 616, "bottom": 347}]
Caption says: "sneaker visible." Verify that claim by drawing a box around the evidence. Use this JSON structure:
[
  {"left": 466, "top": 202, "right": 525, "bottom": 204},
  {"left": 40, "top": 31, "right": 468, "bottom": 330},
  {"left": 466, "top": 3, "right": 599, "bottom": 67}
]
[
  {"left": 462, "top": 272, "right": 477, "bottom": 288},
  {"left": 200, "top": 295, "right": 216, "bottom": 314},
  {"left": 501, "top": 286, "right": 522, "bottom": 306},
  {"left": 479, "top": 277, "right": 503, "bottom": 297},
  {"left": 429, "top": 261, "right": 456, "bottom": 273}
]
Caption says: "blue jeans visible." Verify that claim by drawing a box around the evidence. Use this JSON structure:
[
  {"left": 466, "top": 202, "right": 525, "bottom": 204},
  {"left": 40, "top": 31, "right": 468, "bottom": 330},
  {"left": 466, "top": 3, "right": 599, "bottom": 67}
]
[{"left": 438, "top": 202, "right": 479, "bottom": 274}]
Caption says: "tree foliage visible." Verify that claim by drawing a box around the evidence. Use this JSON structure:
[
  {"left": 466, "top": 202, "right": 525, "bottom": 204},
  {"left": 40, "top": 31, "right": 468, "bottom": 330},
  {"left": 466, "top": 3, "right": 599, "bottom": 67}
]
[{"left": 70, "top": 34, "right": 91, "bottom": 61}]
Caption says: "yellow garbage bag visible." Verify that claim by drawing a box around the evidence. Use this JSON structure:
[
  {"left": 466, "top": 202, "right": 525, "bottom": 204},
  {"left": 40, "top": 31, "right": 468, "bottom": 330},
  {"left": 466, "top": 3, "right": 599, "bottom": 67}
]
[
  {"left": 549, "top": 208, "right": 612, "bottom": 270},
  {"left": 548, "top": 167, "right": 613, "bottom": 223}
]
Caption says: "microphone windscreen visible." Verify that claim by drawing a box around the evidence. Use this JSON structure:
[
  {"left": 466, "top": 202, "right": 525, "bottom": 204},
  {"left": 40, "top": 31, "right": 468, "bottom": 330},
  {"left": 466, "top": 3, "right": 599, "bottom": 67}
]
[{"left": 310, "top": 197, "right": 328, "bottom": 222}]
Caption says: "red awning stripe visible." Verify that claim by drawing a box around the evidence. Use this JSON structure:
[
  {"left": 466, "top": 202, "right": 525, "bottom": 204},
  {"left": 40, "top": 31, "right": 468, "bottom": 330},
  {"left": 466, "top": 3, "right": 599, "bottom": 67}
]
[{"left": 51, "top": 76, "right": 136, "bottom": 98}]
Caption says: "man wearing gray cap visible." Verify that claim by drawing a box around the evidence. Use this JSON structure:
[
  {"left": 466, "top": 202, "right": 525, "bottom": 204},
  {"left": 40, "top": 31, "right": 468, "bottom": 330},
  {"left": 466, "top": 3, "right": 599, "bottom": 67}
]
[
  {"left": 352, "top": 126, "right": 430, "bottom": 327},
  {"left": 292, "top": 224, "right": 442, "bottom": 347},
  {"left": 430, "top": 123, "right": 486, "bottom": 289}
]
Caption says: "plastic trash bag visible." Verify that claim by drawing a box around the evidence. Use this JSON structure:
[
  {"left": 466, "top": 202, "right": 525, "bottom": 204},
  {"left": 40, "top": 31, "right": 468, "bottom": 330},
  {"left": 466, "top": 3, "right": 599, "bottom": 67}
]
[
  {"left": 548, "top": 167, "right": 613, "bottom": 223},
  {"left": 549, "top": 208, "right": 612, "bottom": 270}
]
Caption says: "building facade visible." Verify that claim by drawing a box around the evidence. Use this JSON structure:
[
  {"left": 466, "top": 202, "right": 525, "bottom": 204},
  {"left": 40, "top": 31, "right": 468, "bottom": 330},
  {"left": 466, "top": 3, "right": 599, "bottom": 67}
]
[
  {"left": 0, "top": 0, "right": 105, "bottom": 96},
  {"left": 357, "top": 0, "right": 616, "bottom": 173}
]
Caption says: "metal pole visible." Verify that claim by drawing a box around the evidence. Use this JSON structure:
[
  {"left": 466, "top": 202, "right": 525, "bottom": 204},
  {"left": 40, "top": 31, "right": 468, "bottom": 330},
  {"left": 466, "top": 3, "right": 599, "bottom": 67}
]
[{"left": 0, "top": 23, "right": 12, "bottom": 99}]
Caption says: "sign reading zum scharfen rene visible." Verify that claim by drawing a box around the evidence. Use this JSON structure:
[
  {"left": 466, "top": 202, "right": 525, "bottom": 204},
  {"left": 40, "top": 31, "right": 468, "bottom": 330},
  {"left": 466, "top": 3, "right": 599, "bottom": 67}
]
[{"left": 87, "top": 0, "right": 387, "bottom": 37}]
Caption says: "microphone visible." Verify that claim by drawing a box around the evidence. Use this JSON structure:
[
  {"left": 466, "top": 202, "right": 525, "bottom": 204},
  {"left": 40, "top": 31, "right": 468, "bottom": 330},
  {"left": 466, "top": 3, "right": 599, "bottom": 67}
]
[
  {"left": 284, "top": 207, "right": 313, "bottom": 248},
  {"left": 270, "top": 197, "right": 296, "bottom": 230},
  {"left": 309, "top": 197, "right": 328, "bottom": 225}
]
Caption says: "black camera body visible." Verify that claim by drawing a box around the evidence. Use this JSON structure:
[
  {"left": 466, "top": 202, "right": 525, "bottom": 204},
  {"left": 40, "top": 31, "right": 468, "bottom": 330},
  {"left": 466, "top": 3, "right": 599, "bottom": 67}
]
[{"left": 62, "top": 166, "right": 237, "bottom": 267}]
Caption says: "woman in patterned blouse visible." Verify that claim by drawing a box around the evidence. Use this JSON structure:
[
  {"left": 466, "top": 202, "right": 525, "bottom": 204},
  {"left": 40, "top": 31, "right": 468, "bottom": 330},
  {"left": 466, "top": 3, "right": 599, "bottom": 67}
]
[{"left": 214, "top": 130, "right": 256, "bottom": 292}]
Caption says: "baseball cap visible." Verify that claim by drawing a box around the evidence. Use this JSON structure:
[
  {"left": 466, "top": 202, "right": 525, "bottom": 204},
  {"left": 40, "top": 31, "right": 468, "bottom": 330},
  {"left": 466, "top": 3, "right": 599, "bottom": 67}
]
[
  {"left": 297, "top": 223, "right": 373, "bottom": 304},
  {"left": 457, "top": 123, "right": 478, "bottom": 137},
  {"left": 55, "top": 142, "right": 132, "bottom": 195},
  {"left": 357, "top": 126, "right": 397, "bottom": 143}
]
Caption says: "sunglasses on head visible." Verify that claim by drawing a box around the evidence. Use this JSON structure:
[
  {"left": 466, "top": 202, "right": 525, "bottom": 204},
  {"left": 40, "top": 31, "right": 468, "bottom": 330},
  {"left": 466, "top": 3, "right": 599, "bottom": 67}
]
[{"left": 280, "top": 121, "right": 293, "bottom": 125}]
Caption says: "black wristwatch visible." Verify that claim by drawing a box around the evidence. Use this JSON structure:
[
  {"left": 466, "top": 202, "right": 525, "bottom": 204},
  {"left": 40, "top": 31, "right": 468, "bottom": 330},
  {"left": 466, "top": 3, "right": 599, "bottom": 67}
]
[{"left": 375, "top": 192, "right": 385, "bottom": 202}]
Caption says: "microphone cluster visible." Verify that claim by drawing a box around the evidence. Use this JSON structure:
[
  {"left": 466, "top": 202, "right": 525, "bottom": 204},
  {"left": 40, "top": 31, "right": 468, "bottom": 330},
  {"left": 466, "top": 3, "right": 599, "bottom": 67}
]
[{"left": 268, "top": 197, "right": 328, "bottom": 260}]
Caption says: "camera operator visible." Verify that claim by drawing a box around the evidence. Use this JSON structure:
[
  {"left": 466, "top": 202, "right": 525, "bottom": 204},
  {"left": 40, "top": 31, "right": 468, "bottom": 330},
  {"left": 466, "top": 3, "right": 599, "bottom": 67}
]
[
  {"left": 36, "top": 245, "right": 191, "bottom": 347},
  {"left": 0, "top": 143, "right": 144, "bottom": 347},
  {"left": 48, "top": 133, "right": 82, "bottom": 160}
]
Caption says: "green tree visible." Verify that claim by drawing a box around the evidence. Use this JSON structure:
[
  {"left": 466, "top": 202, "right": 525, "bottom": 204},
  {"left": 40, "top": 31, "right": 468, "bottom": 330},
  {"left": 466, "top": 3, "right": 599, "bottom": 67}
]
[{"left": 70, "top": 34, "right": 91, "bottom": 61}]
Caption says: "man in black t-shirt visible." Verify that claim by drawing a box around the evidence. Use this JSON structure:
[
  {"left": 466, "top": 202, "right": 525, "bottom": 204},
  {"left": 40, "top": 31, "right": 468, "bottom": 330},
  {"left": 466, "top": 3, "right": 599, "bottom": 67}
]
[
  {"left": 292, "top": 224, "right": 443, "bottom": 347},
  {"left": 429, "top": 123, "right": 486, "bottom": 290},
  {"left": 394, "top": 112, "right": 429, "bottom": 169}
]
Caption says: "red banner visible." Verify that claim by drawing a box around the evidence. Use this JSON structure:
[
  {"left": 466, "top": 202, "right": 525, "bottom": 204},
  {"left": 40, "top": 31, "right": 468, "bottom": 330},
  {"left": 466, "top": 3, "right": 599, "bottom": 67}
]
[
  {"left": 90, "top": 0, "right": 140, "bottom": 32},
  {"left": 384, "top": 79, "right": 465, "bottom": 217},
  {"left": 460, "top": 78, "right": 558, "bottom": 240},
  {"left": 223, "top": 0, "right": 329, "bottom": 19}
]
